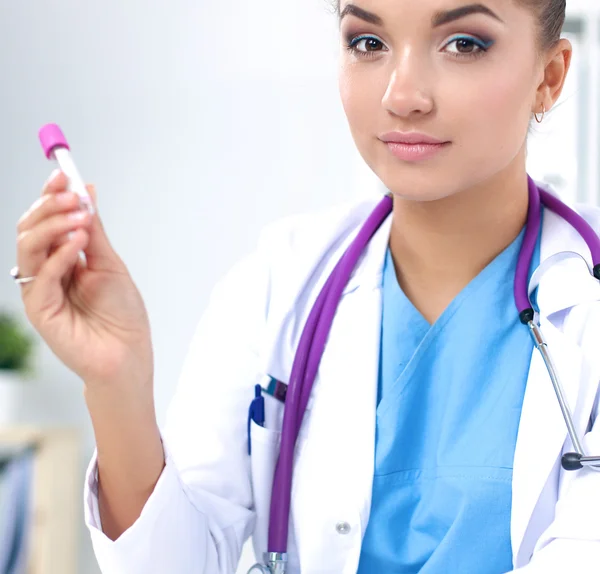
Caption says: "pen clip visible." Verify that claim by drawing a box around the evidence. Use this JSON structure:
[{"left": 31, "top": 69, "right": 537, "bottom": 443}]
[{"left": 247, "top": 384, "right": 265, "bottom": 455}]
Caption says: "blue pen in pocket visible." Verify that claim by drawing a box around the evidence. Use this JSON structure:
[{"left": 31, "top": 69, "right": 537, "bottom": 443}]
[{"left": 247, "top": 384, "right": 265, "bottom": 455}]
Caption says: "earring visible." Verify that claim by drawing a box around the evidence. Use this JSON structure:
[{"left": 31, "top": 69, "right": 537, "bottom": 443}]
[{"left": 534, "top": 103, "right": 546, "bottom": 123}]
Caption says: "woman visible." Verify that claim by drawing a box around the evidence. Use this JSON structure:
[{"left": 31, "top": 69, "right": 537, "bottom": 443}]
[{"left": 11, "top": 0, "right": 600, "bottom": 572}]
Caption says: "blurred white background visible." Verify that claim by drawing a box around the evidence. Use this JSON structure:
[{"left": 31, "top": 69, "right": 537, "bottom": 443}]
[{"left": 0, "top": 1, "right": 598, "bottom": 573}]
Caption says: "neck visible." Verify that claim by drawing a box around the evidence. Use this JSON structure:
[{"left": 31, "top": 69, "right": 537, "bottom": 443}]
[{"left": 387, "top": 165, "right": 530, "bottom": 322}]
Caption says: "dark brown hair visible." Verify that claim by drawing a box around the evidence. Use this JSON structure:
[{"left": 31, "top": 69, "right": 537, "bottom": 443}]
[
  {"left": 521, "top": 0, "right": 566, "bottom": 51},
  {"left": 332, "top": 1, "right": 566, "bottom": 52}
]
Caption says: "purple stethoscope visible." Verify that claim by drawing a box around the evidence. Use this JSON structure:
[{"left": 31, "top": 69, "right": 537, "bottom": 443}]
[{"left": 248, "top": 175, "right": 600, "bottom": 574}]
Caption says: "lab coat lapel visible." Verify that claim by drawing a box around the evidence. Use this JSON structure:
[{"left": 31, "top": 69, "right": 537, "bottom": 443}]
[
  {"left": 266, "top": 186, "right": 600, "bottom": 570},
  {"left": 511, "top": 200, "right": 600, "bottom": 565},
  {"left": 290, "top": 207, "right": 393, "bottom": 572},
  {"left": 532, "top": 206, "right": 600, "bottom": 318}
]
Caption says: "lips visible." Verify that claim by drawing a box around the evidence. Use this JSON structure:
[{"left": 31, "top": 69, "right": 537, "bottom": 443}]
[{"left": 379, "top": 131, "right": 448, "bottom": 145}]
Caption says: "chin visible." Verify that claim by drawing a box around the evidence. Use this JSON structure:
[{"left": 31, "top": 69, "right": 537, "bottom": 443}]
[{"left": 372, "top": 161, "right": 459, "bottom": 202}]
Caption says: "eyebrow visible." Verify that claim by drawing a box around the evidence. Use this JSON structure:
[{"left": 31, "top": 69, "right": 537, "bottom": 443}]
[{"left": 339, "top": 3, "right": 505, "bottom": 28}]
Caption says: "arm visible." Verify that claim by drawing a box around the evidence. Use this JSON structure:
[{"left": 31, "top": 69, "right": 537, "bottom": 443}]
[
  {"left": 85, "top": 382, "right": 165, "bottom": 541},
  {"left": 83, "top": 236, "right": 273, "bottom": 574}
]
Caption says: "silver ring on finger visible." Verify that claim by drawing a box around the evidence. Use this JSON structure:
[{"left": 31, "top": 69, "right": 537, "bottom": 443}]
[{"left": 10, "top": 266, "right": 36, "bottom": 285}]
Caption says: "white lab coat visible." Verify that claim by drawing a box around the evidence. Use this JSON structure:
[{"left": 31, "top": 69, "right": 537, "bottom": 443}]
[{"left": 84, "top": 181, "right": 600, "bottom": 574}]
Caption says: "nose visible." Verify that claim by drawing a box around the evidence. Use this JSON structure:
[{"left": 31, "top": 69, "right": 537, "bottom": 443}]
[{"left": 381, "top": 50, "right": 434, "bottom": 118}]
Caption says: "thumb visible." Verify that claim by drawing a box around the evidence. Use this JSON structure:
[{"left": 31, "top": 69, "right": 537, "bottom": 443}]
[
  {"left": 82, "top": 184, "right": 122, "bottom": 269},
  {"left": 87, "top": 182, "right": 98, "bottom": 207}
]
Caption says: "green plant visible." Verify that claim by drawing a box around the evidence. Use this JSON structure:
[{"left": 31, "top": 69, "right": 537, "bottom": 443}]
[{"left": 0, "top": 311, "right": 34, "bottom": 374}]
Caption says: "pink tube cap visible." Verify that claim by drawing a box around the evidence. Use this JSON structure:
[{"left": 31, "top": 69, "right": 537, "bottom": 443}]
[{"left": 39, "top": 123, "right": 70, "bottom": 159}]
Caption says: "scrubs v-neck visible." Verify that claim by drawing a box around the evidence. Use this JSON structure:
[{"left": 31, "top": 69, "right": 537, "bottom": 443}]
[{"left": 357, "top": 215, "right": 543, "bottom": 573}]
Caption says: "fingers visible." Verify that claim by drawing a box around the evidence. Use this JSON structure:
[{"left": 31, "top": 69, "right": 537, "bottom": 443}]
[
  {"left": 42, "top": 169, "right": 68, "bottom": 197},
  {"left": 16, "top": 170, "right": 99, "bottom": 276},
  {"left": 18, "top": 169, "right": 89, "bottom": 234},
  {"left": 18, "top": 191, "right": 81, "bottom": 234},
  {"left": 26, "top": 229, "right": 90, "bottom": 321},
  {"left": 15, "top": 170, "right": 122, "bottom": 311},
  {"left": 47, "top": 183, "right": 97, "bottom": 256},
  {"left": 42, "top": 228, "right": 89, "bottom": 285},
  {"left": 17, "top": 170, "right": 88, "bottom": 279},
  {"left": 36, "top": 175, "right": 116, "bottom": 270},
  {"left": 77, "top": 183, "right": 122, "bottom": 270},
  {"left": 16, "top": 209, "right": 93, "bottom": 279},
  {"left": 42, "top": 171, "right": 97, "bottom": 213},
  {"left": 87, "top": 183, "right": 97, "bottom": 206}
]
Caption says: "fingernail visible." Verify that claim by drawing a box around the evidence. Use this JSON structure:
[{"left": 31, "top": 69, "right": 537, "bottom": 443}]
[
  {"left": 88, "top": 185, "right": 98, "bottom": 209},
  {"left": 80, "top": 196, "right": 96, "bottom": 214},
  {"left": 68, "top": 211, "right": 87, "bottom": 221}
]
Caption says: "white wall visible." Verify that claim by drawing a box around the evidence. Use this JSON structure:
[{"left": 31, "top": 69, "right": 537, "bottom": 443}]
[{"left": 0, "top": 1, "right": 378, "bottom": 572}]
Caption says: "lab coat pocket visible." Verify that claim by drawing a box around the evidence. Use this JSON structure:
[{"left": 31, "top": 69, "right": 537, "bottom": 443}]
[
  {"left": 248, "top": 402, "right": 310, "bottom": 565},
  {"left": 249, "top": 418, "right": 280, "bottom": 561}
]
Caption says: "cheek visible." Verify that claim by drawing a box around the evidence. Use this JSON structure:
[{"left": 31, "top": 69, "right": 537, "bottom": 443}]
[
  {"left": 338, "top": 71, "right": 353, "bottom": 116},
  {"left": 339, "top": 67, "right": 379, "bottom": 133},
  {"left": 450, "top": 66, "right": 533, "bottom": 165}
]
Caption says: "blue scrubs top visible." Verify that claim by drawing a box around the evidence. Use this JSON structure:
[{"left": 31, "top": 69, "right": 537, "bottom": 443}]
[{"left": 357, "top": 216, "right": 543, "bottom": 574}]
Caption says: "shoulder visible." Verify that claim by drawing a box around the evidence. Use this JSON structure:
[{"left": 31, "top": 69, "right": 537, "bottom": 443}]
[
  {"left": 238, "top": 194, "right": 386, "bottom": 332},
  {"left": 208, "top": 194, "right": 384, "bottom": 325},
  {"left": 574, "top": 201, "right": 600, "bottom": 234},
  {"left": 255, "top": 194, "right": 384, "bottom": 268},
  {"left": 537, "top": 179, "right": 600, "bottom": 233}
]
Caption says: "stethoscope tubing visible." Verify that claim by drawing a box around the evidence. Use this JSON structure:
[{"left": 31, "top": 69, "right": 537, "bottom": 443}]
[
  {"left": 269, "top": 196, "right": 394, "bottom": 553},
  {"left": 256, "top": 176, "right": 600, "bottom": 569}
]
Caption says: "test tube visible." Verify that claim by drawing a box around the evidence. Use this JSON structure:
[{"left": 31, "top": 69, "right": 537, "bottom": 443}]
[{"left": 38, "top": 123, "right": 95, "bottom": 215}]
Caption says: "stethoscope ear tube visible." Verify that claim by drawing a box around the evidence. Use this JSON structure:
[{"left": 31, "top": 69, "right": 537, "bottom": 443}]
[
  {"left": 528, "top": 320, "right": 600, "bottom": 472},
  {"left": 524, "top": 184, "right": 600, "bottom": 472},
  {"left": 528, "top": 321, "right": 584, "bottom": 454}
]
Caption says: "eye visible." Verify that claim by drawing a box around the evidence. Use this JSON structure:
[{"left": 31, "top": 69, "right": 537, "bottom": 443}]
[
  {"left": 442, "top": 35, "right": 494, "bottom": 59},
  {"left": 345, "top": 35, "right": 387, "bottom": 59}
]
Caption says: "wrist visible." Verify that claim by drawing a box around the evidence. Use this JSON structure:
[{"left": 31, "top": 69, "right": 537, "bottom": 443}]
[
  {"left": 84, "top": 380, "right": 158, "bottom": 443},
  {"left": 83, "top": 374, "right": 154, "bottom": 405}
]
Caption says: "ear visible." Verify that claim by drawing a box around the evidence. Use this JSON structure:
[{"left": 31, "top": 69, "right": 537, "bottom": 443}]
[{"left": 535, "top": 37, "right": 573, "bottom": 114}]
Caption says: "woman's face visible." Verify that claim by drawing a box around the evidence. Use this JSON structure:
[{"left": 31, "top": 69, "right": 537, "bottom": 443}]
[{"left": 338, "top": 0, "right": 543, "bottom": 201}]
